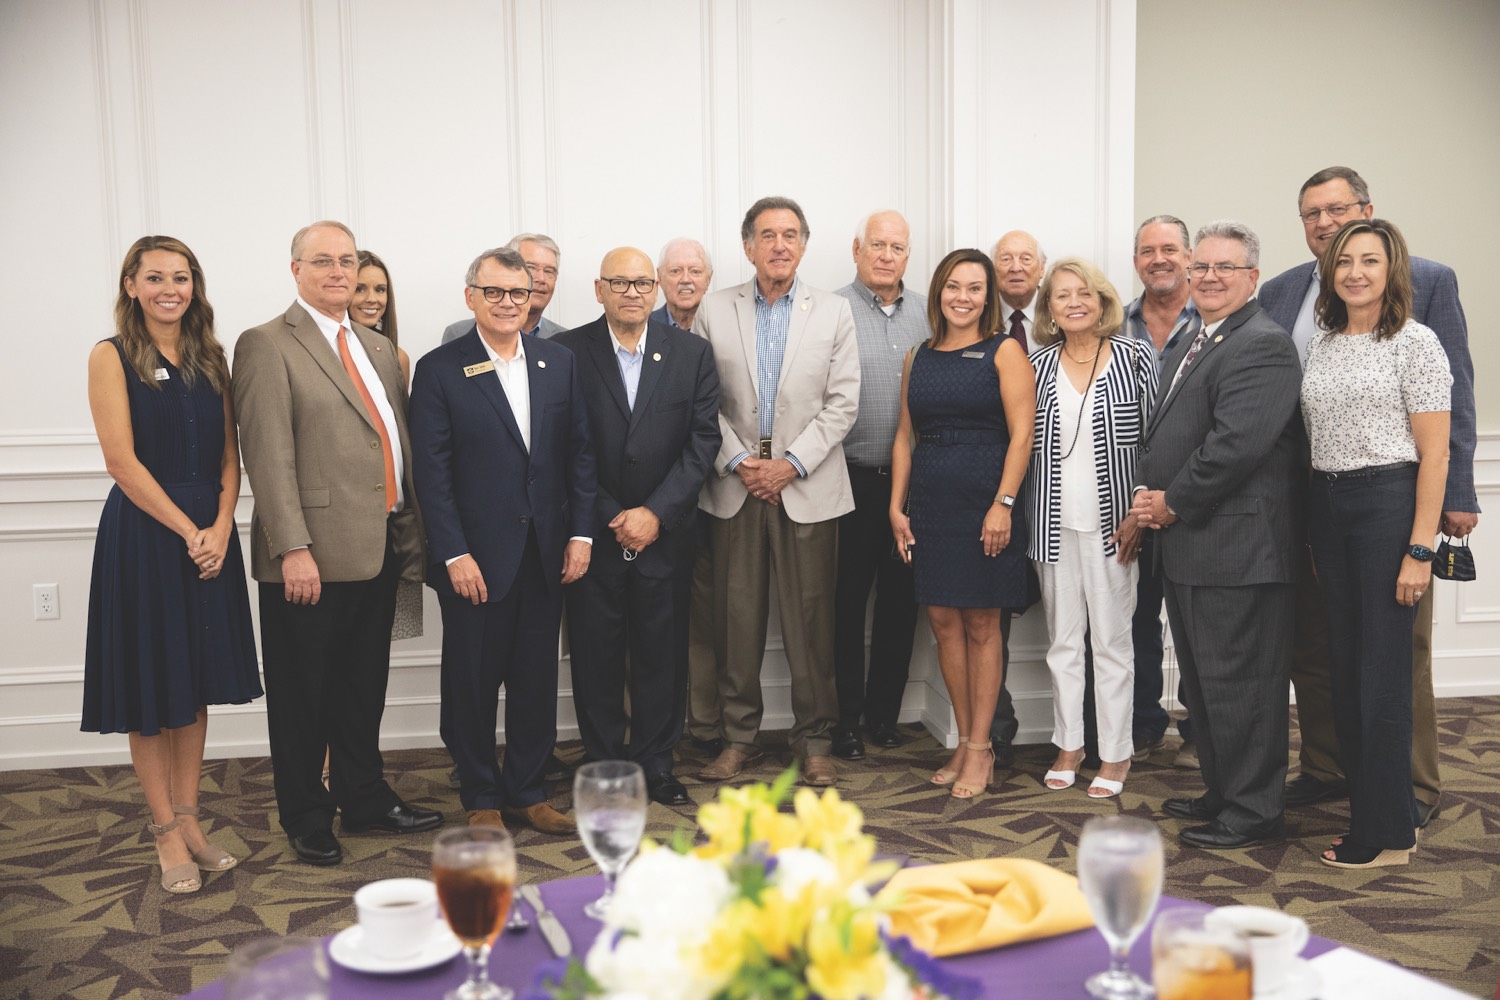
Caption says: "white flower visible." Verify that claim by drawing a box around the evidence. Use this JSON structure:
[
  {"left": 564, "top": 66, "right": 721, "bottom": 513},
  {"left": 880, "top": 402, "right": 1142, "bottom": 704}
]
[
  {"left": 603, "top": 849, "right": 732, "bottom": 938},
  {"left": 874, "top": 954, "right": 914, "bottom": 1000},
  {"left": 772, "top": 847, "right": 872, "bottom": 906},
  {"left": 587, "top": 932, "right": 722, "bottom": 1000}
]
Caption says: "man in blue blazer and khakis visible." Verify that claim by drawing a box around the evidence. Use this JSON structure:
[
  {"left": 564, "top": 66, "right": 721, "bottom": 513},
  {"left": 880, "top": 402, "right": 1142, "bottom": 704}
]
[
  {"left": 410, "top": 247, "right": 597, "bottom": 835},
  {"left": 553, "top": 247, "right": 722, "bottom": 807},
  {"left": 1259, "top": 166, "right": 1479, "bottom": 827}
]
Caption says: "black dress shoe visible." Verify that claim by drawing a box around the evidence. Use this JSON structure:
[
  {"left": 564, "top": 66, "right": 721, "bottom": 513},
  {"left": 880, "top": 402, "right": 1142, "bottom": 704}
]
[
  {"left": 647, "top": 773, "right": 692, "bottom": 807},
  {"left": 1179, "top": 819, "right": 1282, "bottom": 850},
  {"left": 1416, "top": 799, "right": 1440, "bottom": 829},
  {"left": 1162, "top": 796, "right": 1219, "bottom": 822},
  {"left": 1284, "top": 773, "right": 1348, "bottom": 807},
  {"left": 867, "top": 722, "right": 903, "bottom": 749},
  {"left": 831, "top": 728, "right": 866, "bottom": 760},
  {"left": 688, "top": 737, "right": 724, "bottom": 756},
  {"left": 543, "top": 752, "right": 571, "bottom": 783},
  {"left": 290, "top": 829, "right": 342, "bottom": 866},
  {"left": 342, "top": 802, "right": 444, "bottom": 834}
]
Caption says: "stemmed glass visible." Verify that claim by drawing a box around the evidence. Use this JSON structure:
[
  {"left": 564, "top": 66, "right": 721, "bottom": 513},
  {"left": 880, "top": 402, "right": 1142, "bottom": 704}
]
[
  {"left": 574, "top": 760, "right": 647, "bottom": 919},
  {"left": 1076, "top": 815, "right": 1165, "bottom": 999},
  {"left": 432, "top": 825, "right": 517, "bottom": 1000}
]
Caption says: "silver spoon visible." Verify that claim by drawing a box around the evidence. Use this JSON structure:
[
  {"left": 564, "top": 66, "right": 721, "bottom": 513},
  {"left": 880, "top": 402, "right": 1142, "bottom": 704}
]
[{"left": 505, "top": 889, "right": 530, "bottom": 932}]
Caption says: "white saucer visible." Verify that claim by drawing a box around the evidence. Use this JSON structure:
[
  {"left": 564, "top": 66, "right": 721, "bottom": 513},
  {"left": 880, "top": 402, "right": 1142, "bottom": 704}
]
[
  {"left": 1255, "top": 957, "right": 1321, "bottom": 1000},
  {"left": 328, "top": 923, "right": 464, "bottom": 974}
]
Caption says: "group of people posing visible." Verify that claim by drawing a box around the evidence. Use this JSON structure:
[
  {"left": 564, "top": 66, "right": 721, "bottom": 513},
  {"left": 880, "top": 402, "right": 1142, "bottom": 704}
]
[{"left": 83, "top": 164, "right": 1476, "bottom": 896}]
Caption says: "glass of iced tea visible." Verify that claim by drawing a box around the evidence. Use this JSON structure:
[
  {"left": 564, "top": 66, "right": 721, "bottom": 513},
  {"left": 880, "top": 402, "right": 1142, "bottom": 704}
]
[
  {"left": 1152, "top": 908, "right": 1253, "bottom": 1000},
  {"left": 432, "top": 825, "right": 517, "bottom": 1000}
]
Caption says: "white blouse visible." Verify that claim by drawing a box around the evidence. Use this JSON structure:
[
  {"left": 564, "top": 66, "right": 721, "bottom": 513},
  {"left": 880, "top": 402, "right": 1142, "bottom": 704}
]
[
  {"left": 1056, "top": 358, "right": 1104, "bottom": 531},
  {"left": 1300, "top": 318, "right": 1451, "bottom": 472}
]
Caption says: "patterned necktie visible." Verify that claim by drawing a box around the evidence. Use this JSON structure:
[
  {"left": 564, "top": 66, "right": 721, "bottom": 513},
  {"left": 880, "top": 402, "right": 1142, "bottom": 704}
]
[
  {"left": 336, "top": 326, "right": 397, "bottom": 512},
  {"left": 1007, "top": 310, "right": 1027, "bottom": 351},
  {"left": 1168, "top": 323, "right": 1212, "bottom": 393}
]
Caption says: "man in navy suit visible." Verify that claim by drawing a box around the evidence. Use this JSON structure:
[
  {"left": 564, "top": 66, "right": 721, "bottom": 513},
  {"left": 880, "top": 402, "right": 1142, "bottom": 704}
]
[
  {"left": 410, "top": 247, "right": 596, "bottom": 834},
  {"left": 1260, "top": 166, "right": 1479, "bottom": 827},
  {"left": 553, "top": 247, "right": 721, "bottom": 807}
]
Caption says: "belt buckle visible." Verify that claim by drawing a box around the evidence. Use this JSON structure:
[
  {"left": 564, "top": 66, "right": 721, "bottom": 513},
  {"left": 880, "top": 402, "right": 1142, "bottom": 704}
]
[{"left": 758, "top": 438, "right": 772, "bottom": 460}]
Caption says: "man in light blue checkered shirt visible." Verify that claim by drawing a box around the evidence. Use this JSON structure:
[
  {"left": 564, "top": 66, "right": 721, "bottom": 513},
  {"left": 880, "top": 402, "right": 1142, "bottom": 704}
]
[{"left": 691, "top": 196, "right": 861, "bottom": 788}]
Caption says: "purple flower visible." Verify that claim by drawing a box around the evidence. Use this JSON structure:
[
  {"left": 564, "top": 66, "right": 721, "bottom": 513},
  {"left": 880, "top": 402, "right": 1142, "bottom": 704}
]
[{"left": 883, "top": 933, "right": 982, "bottom": 1000}]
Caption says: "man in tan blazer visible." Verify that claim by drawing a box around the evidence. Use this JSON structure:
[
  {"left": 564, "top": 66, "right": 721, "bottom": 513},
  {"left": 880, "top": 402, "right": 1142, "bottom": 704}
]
[
  {"left": 233, "top": 220, "right": 437, "bottom": 866},
  {"left": 693, "top": 196, "right": 860, "bottom": 786}
]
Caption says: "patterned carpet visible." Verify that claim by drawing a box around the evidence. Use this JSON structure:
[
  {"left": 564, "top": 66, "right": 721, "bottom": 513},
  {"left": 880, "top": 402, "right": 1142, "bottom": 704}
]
[{"left": 2, "top": 698, "right": 1497, "bottom": 999}]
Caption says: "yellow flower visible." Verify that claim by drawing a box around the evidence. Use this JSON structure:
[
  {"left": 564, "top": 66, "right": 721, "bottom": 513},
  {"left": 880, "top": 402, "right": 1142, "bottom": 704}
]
[
  {"left": 693, "top": 899, "right": 756, "bottom": 980},
  {"left": 793, "top": 787, "right": 864, "bottom": 851},
  {"left": 804, "top": 904, "right": 889, "bottom": 1000}
]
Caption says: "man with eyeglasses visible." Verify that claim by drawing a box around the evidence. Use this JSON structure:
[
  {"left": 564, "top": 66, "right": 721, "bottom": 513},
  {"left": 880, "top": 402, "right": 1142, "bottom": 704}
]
[
  {"left": 442, "top": 233, "right": 566, "bottom": 343},
  {"left": 1132, "top": 221, "right": 1304, "bottom": 850},
  {"left": 829, "top": 211, "right": 926, "bottom": 761},
  {"left": 553, "top": 247, "right": 721, "bottom": 807},
  {"left": 693, "top": 196, "right": 860, "bottom": 787},
  {"left": 410, "top": 246, "right": 597, "bottom": 835},
  {"left": 1260, "top": 165, "right": 1479, "bottom": 828},
  {"left": 233, "top": 220, "right": 439, "bottom": 865}
]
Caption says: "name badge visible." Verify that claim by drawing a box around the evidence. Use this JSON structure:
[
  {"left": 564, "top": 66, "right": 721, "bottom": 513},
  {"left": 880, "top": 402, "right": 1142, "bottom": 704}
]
[
  {"left": 463, "top": 361, "right": 495, "bottom": 378},
  {"left": 154, "top": 368, "right": 170, "bottom": 381},
  {"left": 961, "top": 350, "right": 986, "bottom": 359}
]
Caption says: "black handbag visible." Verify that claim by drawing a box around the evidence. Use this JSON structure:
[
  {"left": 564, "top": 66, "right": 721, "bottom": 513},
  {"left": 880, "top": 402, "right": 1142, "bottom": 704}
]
[{"left": 1433, "top": 535, "right": 1476, "bottom": 582}]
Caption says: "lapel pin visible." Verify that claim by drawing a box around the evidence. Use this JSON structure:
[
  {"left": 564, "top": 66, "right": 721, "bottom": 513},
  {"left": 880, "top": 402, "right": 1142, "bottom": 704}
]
[
  {"left": 652, "top": 352, "right": 662, "bottom": 362},
  {"left": 801, "top": 303, "right": 809, "bottom": 311},
  {"left": 538, "top": 359, "right": 547, "bottom": 369},
  {"left": 374, "top": 344, "right": 382, "bottom": 351},
  {"left": 1214, "top": 335, "right": 1223, "bottom": 343}
]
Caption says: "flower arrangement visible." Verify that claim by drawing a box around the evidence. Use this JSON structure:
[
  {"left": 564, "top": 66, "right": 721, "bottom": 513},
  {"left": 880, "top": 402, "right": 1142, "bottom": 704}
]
[{"left": 531, "top": 769, "right": 979, "bottom": 1000}]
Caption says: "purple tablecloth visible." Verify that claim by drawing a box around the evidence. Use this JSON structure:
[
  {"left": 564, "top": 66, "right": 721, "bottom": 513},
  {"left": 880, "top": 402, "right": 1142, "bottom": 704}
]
[{"left": 187, "top": 877, "right": 1339, "bottom": 998}]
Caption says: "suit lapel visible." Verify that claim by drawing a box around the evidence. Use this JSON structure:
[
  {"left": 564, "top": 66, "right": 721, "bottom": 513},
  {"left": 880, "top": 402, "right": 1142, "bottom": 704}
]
[
  {"left": 525, "top": 342, "right": 550, "bottom": 450},
  {"left": 463, "top": 334, "right": 527, "bottom": 452},
  {"left": 734, "top": 285, "right": 760, "bottom": 399},
  {"left": 780, "top": 283, "right": 812, "bottom": 372},
  {"left": 628, "top": 327, "right": 668, "bottom": 436},
  {"left": 583, "top": 324, "right": 631, "bottom": 421},
  {"left": 288, "top": 308, "right": 377, "bottom": 432},
  {"left": 1145, "top": 316, "right": 1205, "bottom": 436}
]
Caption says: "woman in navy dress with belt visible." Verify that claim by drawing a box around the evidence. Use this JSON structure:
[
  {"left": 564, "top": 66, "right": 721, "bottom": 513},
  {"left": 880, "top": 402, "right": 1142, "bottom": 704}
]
[
  {"left": 83, "top": 236, "right": 262, "bottom": 894},
  {"left": 890, "top": 248, "right": 1036, "bottom": 799}
]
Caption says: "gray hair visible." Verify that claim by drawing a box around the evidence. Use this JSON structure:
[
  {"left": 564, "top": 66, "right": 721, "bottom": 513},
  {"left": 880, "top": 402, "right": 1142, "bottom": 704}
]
[
  {"left": 657, "top": 237, "right": 713, "bottom": 273},
  {"left": 989, "top": 230, "right": 1047, "bottom": 269},
  {"left": 505, "top": 232, "right": 561, "bottom": 263},
  {"left": 1134, "top": 215, "right": 1190, "bottom": 253},
  {"left": 1298, "top": 166, "right": 1370, "bottom": 208},
  {"left": 291, "top": 220, "right": 356, "bottom": 260},
  {"left": 853, "top": 210, "right": 909, "bottom": 246},
  {"left": 740, "top": 196, "right": 809, "bottom": 244},
  {"left": 1194, "top": 220, "right": 1260, "bottom": 268},
  {"left": 465, "top": 247, "right": 531, "bottom": 287}
]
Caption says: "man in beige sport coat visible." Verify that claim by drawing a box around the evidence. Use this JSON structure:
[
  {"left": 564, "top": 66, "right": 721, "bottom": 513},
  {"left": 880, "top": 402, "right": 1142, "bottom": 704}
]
[
  {"left": 692, "top": 196, "right": 860, "bottom": 787},
  {"left": 232, "top": 220, "right": 437, "bottom": 866}
]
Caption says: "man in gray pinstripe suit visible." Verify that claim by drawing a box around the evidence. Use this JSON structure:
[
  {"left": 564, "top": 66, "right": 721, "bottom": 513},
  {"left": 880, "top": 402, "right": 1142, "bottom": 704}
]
[{"left": 1132, "top": 221, "right": 1305, "bottom": 850}]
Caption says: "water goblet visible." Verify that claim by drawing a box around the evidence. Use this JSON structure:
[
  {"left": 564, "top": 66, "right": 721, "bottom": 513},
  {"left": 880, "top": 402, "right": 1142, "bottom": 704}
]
[
  {"left": 432, "top": 825, "right": 517, "bottom": 1000},
  {"left": 1077, "top": 815, "right": 1165, "bottom": 999},
  {"left": 573, "top": 760, "right": 647, "bottom": 919}
]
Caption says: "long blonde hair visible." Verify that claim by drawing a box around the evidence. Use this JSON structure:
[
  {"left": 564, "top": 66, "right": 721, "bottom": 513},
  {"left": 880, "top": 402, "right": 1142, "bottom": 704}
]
[{"left": 113, "top": 236, "right": 229, "bottom": 393}]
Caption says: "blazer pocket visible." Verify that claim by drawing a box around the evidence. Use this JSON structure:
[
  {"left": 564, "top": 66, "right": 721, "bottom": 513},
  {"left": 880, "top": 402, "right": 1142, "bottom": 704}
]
[
  {"left": 1211, "top": 495, "right": 1260, "bottom": 516},
  {"left": 300, "top": 487, "right": 331, "bottom": 508},
  {"left": 656, "top": 395, "right": 690, "bottom": 411}
]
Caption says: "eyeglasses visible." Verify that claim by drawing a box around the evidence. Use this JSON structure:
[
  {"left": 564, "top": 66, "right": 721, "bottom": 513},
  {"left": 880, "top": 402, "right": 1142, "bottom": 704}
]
[
  {"left": 996, "top": 254, "right": 1037, "bottom": 267},
  {"left": 468, "top": 284, "right": 532, "bottom": 304},
  {"left": 864, "top": 240, "right": 909, "bottom": 258},
  {"left": 1188, "top": 263, "right": 1254, "bottom": 277},
  {"left": 600, "top": 277, "right": 657, "bottom": 294},
  {"left": 299, "top": 255, "right": 359, "bottom": 272},
  {"left": 525, "top": 263, "right": 559, "bottom": 280},
  {"left": 1299, "top": 201, "right": 1367, "bottom": 224}
]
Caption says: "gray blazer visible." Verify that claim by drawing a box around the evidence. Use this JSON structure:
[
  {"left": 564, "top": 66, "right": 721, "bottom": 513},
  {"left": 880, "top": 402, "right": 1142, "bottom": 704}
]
[
  {"left": 1260, "top": 256, "right": 1477, "bottom": 512},
  {"left": 1135, "top": 299, "right": 1305, "bottom": 588},
  {"left": 441, "top": 314, "right": 563, "bottom": 343}
]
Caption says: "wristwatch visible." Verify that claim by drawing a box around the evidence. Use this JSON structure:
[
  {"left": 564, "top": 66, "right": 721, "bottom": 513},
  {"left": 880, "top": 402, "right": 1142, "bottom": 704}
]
[
  {"left": 1408, "top": 544, "right": 1436, "bottom": 562},
  {"left": 995, "top": 494, "right": 1016, "bottom": 508}
]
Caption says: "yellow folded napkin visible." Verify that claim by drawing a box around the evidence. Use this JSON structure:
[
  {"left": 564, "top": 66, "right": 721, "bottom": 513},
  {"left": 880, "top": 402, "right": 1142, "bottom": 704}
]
[{"left": 877, "top": 858, "right": 1095, "bottom": 957}]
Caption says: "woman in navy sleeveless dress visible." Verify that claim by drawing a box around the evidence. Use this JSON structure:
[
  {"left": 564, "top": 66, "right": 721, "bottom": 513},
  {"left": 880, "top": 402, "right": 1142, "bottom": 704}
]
[
  {"left": 890, "top": 249, "right": 1036, "bottom": 800},
  {"left": 83, "top": 236, "right": 261, "bottom": 894}
]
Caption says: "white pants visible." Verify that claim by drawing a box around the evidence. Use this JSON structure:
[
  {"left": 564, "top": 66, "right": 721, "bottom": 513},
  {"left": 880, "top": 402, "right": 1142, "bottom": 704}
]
[{"left": 1036, "top": 527, "right": 1138, "bottom": 762}]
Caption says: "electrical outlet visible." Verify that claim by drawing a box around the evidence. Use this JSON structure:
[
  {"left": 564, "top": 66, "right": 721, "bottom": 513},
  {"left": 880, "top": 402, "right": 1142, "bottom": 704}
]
[{"left": 34, "top": 583, "right": 59, "bottom": 620}]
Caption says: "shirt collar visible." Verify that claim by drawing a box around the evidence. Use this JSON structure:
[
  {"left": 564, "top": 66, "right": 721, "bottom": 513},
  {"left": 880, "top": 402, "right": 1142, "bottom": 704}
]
[
  {"left": 607, "top": 323, "right": 647, "bottom": 357},
  {"left": 480, "top": 331, "right": 527, "bottom": 365},
  {"left": 754, "top": 276, "right": 799, "bottom": 306},
  {"left": 296, "top": 295, "right": 349, "bottom": 341},
  {"left": 849, "top": 276, "right": 903, "bottom": 309}
]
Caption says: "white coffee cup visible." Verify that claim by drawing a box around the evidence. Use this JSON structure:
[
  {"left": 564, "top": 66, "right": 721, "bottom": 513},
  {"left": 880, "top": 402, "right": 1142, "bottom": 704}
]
[
  {"left": 353, "top": 878, "right": 439, "bottom": 959},
  {"left": 1206, "top": 905, "right": 1310, "bottom": 994}
]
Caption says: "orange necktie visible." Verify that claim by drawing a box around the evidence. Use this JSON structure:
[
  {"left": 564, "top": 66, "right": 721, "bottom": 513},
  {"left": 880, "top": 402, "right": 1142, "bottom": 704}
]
[{"left": 336, "top": 325, "right": 397, "bottom": 512}]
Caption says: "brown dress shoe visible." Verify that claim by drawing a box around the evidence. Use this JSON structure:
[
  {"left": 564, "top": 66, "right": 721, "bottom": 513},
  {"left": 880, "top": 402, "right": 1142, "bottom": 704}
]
[
  {"left": 502, "top": 802, "right": 575, "bottom": 835},
  {"left": 696, "top": 747, "right": 763, "bottom": 781},
  {"left": 802, "top": 755, "right": 837, "bottom": 786},
  {"left": 467, "top": 809, "right": 506, "bottom": 830}
]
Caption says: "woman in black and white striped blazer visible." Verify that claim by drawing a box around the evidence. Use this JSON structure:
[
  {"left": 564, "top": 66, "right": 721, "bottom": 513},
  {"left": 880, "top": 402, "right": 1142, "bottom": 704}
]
[{"left": 1024, "top": 258, "right": 1159, "bottom": 798}]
